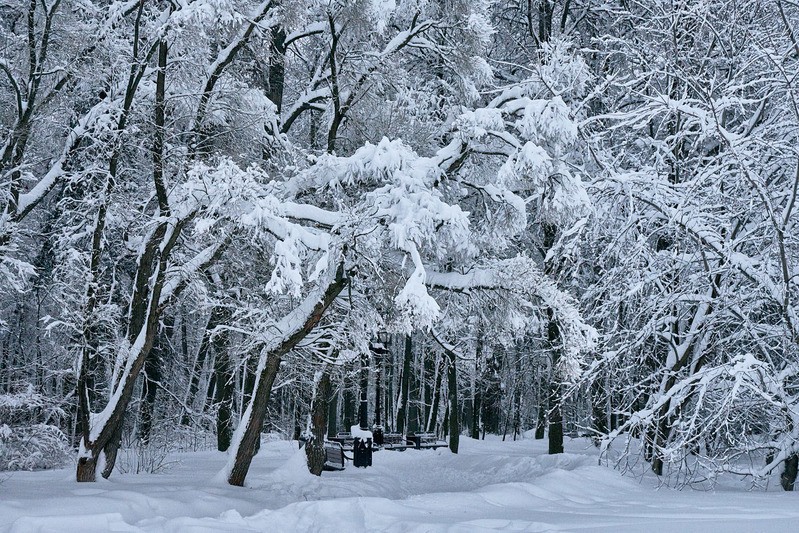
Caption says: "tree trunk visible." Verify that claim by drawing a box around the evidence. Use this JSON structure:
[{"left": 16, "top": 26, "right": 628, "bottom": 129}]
[
  {"left": 137, "top": 337, "right": 162, "bottom": 444},
  {"left": 138, "top": 315, "right": 173, "bottom": 444},
  {"left": 471, "top": 336, "right": 482, "bottom": 439},
  {"left": 358, "top": 350, "right": 369, "bottom": 429},
  {"left": 539, "top": 0, "right": 553, "bottom": 43},
  {"left": 343, "top": 369, "right": 355, "bottom": 430},
  {"left": 226, "top": 266, "right": 347, "bottom": 486},
  {"left": 781, "top": 454, "right": 798, "bottom": 491},
  {"left": 212, "top": 316, "right": 234, "bottom": 451},
  {"left": 182, "top": 310, "right": 217, "bottom": 425},
  {"left": 306, "top": 371, "right": 330, "bottom": 476},
  {"left": 396, "top": 334, "right": 412, "bottom": 434},
  {"left": 426, "top": 353, "right": 445, "bottom": 433},
  {"left": 327, "top": 380, "right": 338, "bottom": 438},
  {"left": 373, "top": 341, "right": 387, "bottom": 426},
  {"left": 446, "top": 344, "right": 459, "bottom": 453},
  {"left": 547, "top": 314, "right": 564, "bottom": 454}
]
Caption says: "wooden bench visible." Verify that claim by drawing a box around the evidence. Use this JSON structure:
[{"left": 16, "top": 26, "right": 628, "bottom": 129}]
[
  {"left": 407, "top": 432, "right": 448, "bottom": 450},
  {"left": 323, "top": 441, "right": 345, "bottom": 471},
  {"left": 380, "top": 432, "right": 408, "bottom": 450},
  {"left": 329, "top": 431, "right": 354, "bottom": 451}
]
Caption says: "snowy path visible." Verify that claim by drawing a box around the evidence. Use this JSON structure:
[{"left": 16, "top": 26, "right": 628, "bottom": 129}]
[{"left": 2, "top": 437, "right": 798, "bottom": 532}]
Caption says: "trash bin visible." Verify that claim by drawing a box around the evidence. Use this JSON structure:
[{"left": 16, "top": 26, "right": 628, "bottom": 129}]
[
  {"left": 373, "top": 426, "right": 384, "bottom": 446},
  {"left": 352, "top": 437, "right": 373, "bottom": 468}
]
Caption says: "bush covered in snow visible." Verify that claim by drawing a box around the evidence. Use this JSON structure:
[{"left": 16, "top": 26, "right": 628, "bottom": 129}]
[{"left": 0, "top": 387, "right": 72, "bottom": 471}]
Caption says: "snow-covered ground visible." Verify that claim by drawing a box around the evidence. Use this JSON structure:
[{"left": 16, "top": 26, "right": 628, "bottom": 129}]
[{"left": 2, "top": 436, "right": 798, "bottom": 532}]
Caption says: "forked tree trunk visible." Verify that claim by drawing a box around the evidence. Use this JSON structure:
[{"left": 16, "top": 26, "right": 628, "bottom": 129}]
[{"left": 226, "top": 266, "right": 347, "bottom": 486}]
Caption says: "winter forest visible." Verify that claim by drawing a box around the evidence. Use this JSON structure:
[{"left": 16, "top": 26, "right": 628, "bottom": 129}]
[{"left": 3, "top": 0, "right": 799, "bottom": 530}]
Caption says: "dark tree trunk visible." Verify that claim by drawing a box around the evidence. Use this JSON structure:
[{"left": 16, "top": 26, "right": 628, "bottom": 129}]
[
  {"left": 138, "top": 315, "right": 173, "bottom": 444},
  {"left": 547, "top": 316, "right": 564, "bottom": 455},
  {"left": 426, "top": 353, "right": 445, "bottom": 433},
  {"left": 212, "top": 316, "right": 234, "bottom": 452},
  {"left": 513, "top": 374, "right": 522, "bottom": 441},
  {"left": 306, "top": 371, "right": 331, "bottom": 476},
  {"left": 266, "top": 29, "right": 287, "bottom": 112},
  {"left": 471, "top": 336, "right": 483, "bottom": 439},
  {"left": 543, "top": 220, "right": 564, "bottom": 455},
  {"left": 227, "top": 267, "right": 347, "bottom": 486},
  {"left": 182, "top": 311, "right": 216, "bottom": 425},
  {"left": 782, "top": 455, "right": 799, "bottom": 491},
  {"left": 396, "top": 334, "right": 412, "bottom": 434},
  {"left": 343, "top": 370, "right": 355, "bottom": 431},
  {"left": 262, "top": 27, "right": 287, "bottom": 160},
  {"left": 560, "top": 0, "right": 572, "bottom": 32},
  {"left": 590, "top": 375, "right": 608, "bottom": 439},
  {"left": 422, "top": 345, "right": 433, "bottom": 428},
  {"left": 327, "top": 381, "right": 338, "bottom": 438},
  {"left": 408, "top": 347, "right": 421, "bottom": 434},
  {"left": 137, "top": 336, "right": 162, "bottom": 444},
  {"left": 446, "top": 344, "right": 459, "bottom": 453},
  {"left": 651, "top": 409, "right": 671, "bottom": 476},
  {"left": 373, "top": 341, "right": 387, "bottom": 426},
  {"left": 539, "top": 0, "right": 553, "bottom": 43},
  {"left": 358, "top": 350, "right": 369, "bottom": 429},
  {"left": 241, "top": 354, "right": 260, "bottom": 455},
  {"left": 534, "top": 365, "right": 547, "bottom": 439}
]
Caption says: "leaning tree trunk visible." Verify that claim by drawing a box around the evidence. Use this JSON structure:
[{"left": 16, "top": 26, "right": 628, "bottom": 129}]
[
  {"left": 306, "top": 370, "right": 331, "bottom": 476},
  {"left": 225, "top": 265, "right": 348, "bottom": 486},
  {"left": 76, "top": 217, "right": 185, "bottom": 481}
]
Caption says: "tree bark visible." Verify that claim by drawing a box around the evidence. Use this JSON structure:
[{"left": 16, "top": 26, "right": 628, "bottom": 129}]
[
  {"left": 327, "top": 380, "right": 338, "bottom": 438},
  {"left": 547, "top": 315, "right": 564, "bottom": 455},
  {"left": 358, "top": 350, "right": 369, "bottom": 429},
  {"left": 426, "top": 353, "right": 445, "bottom": 433},
  {"left": 372, "top": 341, "right": 387, "bottom": 426},
  {"left": 446, "top": 344, "right": 459, "bottom": 453},
  {"left": 212, "top": 313, "right": 234, "bottom": 451},
  {"left": 343, "top": 369, "right": 355, "bottom": 430},
  {"left": 396, "top": 334, "right": 412, "bottom": 434},
  {"left": 781, "top": 454, "right": 798, "bottom": 491},
  {"left": 306, "top": 371, "right": 330, "bottom": 476},
  {"left": 471, "top": 336, "right": 483, "bottom": 439},
  {"left": 226, "top": 266, "right": 347, "bottom": 486}
]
